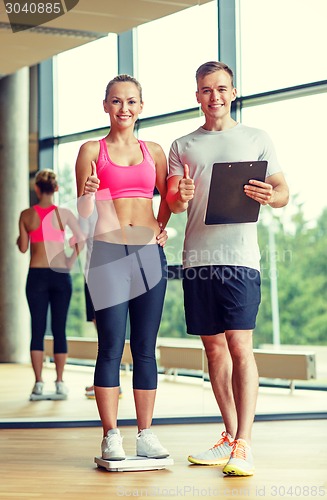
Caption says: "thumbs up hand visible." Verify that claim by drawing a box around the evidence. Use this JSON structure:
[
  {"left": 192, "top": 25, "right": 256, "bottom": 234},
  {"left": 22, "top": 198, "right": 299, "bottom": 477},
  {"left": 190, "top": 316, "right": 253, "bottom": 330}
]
[
  {"left": 83, "top": 160, "right": 100, "bottom": 195},
  {"left": 178, "top": 163, "right": 195, "bottom": 203}
]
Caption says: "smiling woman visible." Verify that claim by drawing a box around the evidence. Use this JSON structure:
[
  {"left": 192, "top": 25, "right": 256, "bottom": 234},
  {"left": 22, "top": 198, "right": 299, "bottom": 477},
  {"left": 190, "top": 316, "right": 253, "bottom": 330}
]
[{"left": 75, "top": 74, "right": 172, "bottom": 461}]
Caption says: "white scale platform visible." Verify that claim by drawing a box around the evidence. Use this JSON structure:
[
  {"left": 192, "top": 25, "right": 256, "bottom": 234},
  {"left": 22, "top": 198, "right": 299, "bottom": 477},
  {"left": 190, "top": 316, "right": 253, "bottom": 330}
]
[
  {"left": 95, "top": 455, "right": 174, "bottom": 472},
  {"left": 29, "top": 393, "right": 67, "bottom": 401}
]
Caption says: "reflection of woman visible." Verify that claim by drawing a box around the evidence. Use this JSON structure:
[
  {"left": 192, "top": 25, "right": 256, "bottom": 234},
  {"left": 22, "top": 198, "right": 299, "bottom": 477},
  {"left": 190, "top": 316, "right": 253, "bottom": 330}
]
[
  {"left": 17, "top": 169, "right": 84, "bottom": 399},
  {"left": 76, "top": 75, "right": 171, "bottom": 460}
]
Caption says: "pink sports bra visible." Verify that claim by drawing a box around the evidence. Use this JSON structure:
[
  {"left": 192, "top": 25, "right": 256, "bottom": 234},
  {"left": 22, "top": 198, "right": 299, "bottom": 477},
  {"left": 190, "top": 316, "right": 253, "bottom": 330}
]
[
  {"left": 29, "top": 205, "right": 65, "bottom": 243},
  {"left": 95, "top": 138, "right": 156, "bottom": 201}
]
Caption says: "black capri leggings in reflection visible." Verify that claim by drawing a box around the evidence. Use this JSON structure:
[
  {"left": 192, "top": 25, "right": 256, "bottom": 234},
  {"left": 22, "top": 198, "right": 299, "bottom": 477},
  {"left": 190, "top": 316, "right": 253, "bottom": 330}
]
[
  {"left": 89, "top": 242, "right": 167, "bottom": 390},
  {"left": 26, "top": 268, "right": 72, "bottom": 353}
]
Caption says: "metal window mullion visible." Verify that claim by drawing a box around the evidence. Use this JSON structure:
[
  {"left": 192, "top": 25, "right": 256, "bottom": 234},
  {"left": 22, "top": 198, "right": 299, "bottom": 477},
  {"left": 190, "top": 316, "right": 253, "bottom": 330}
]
[
  {"left": 217, "top": 0, "right": 238, "bottom": 120},
  {"left": 38, "top": 58, "right": 55, "bottom": 170}
]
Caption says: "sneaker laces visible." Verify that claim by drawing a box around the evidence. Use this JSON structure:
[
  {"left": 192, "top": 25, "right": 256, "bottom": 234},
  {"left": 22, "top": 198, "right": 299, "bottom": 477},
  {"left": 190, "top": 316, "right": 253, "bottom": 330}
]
[
  {"left": 141, "top": 432, "right": 161, "bottom": 448},
  {"left": 230, "top": 440, "right": 247, "bottom": 460},
  {"left": 108, "top": 433, "right": 122, "bottom": 445},
  {"left": 212, "top": 431, "right": 232, "bottom": 449}
]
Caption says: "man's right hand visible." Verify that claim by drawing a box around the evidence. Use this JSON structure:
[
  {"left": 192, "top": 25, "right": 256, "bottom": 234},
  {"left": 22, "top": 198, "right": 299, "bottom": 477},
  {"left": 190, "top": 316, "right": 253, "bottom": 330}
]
[{"left": 178, "top": 164, "right": 195, "bottom": 203}]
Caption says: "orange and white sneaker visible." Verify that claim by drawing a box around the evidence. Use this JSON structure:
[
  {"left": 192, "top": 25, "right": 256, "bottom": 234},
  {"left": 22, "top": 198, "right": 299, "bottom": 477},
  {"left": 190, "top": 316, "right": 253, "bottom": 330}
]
[
  {"left": 223, "top": 439, "right": 254, "bottom": 476},
  {"left": 188, "top": 431, "right": 233, "bottom": 466}
]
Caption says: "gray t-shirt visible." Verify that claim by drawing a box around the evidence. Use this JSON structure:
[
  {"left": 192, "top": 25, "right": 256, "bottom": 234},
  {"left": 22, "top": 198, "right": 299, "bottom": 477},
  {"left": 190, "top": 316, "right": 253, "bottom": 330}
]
[{"left": 168, "top": 123, "right": 282, "bottom": 271}]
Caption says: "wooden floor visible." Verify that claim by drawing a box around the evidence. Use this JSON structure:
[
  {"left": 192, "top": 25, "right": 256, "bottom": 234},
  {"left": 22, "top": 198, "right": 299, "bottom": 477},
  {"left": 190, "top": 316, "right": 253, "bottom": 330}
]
[
  {"left": 1, "top": 363, "right": 327, "bottom": 498},
  {"left": 0, "top": 420, "right": 326, "bottom": 499}
]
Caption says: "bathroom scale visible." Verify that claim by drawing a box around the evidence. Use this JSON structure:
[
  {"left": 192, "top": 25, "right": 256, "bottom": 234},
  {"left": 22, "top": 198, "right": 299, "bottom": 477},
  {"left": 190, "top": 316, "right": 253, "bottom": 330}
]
[{"left": 95, "top": 455, "right": 174, "bottom": 472}]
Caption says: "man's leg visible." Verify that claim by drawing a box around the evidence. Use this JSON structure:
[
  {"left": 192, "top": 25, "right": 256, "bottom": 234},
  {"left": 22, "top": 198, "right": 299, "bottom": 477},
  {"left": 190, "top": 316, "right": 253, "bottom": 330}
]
[
  {"left": 224, "top": 329, "right": 258, "bottom": 444},
  {"left": 188, "top": 333, "right": 236, "bottom": 465},
  {"left": 222, "top": 329, "right": 258, "bottom": 476},
  {"left": 201, "top": 333, "right": 237, "bottom": 438}
]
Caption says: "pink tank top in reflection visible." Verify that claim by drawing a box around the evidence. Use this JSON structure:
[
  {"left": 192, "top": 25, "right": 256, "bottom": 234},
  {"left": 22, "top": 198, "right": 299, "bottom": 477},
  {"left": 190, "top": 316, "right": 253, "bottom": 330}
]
[{"left": 29, "top": 205, "right": 65, "bottom": 243}]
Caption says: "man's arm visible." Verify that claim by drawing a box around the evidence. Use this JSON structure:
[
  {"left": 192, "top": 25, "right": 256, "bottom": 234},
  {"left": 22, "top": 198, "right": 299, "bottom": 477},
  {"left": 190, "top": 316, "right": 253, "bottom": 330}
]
[
  {"left": 166, "top": 165, "right": 195, "bottom": 214},
  {"left": 244, "top": 172, "right": 289, "bottom": 208}
]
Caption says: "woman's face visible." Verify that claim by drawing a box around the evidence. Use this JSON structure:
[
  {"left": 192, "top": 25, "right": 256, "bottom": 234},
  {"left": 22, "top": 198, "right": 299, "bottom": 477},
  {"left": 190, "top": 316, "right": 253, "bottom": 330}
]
[{"left": 103, "top": 81, "right": 143, "bottom": 128}]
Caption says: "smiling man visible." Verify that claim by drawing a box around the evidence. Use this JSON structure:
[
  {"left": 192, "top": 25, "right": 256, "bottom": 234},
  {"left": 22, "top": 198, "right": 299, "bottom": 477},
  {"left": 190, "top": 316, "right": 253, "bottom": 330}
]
[{"left": 166, "top": 61, "right": 289, "bottom": 476}]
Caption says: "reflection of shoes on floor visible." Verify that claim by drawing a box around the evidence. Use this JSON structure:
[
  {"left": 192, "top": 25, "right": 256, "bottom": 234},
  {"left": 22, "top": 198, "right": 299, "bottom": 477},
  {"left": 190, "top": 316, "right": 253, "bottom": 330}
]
[
  {"left": 31, "top": 381, "right": 44, "bottom": 396},
  {"left": 223, "top": 439, "right": 255, "bottom": 476},
  {"left": 85, "top": 387, "right": 95, "bottom": 399},
  {"left": 136, "top": 429, "right": 170, "bottom": 458},
  {"left": 85, "top": 386, "right": 123, "bottom": 399},
  {"left": 102, "top": 428, "right": 126, "bottom": 461},
  {"left": 55, "top": 381, "right": 68, "bottom": 397},
  {"left": 188, "top": 431, "right": 233, "bottom": 466}
]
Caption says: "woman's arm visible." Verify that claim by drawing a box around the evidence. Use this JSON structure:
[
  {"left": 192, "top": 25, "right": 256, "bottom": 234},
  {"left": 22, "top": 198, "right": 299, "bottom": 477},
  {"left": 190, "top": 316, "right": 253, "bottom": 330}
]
[
  {"left": 147, "top": 142, "right": 171, "bottom": 246},
  {"left": 62, "top": 208, "right": 86, "bottom": 270},
  {"left": 75, "top": 141, "right": 100, "bottom": 218},
  {"left": 16, "top": 210, "right": 30, "bottom": 253},
  {"left": 148, "top": 142, "right": 171, "bottom": 227}
]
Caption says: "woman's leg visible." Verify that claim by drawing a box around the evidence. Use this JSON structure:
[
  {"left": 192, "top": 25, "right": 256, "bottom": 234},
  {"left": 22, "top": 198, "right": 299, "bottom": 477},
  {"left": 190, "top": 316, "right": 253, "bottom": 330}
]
[
  {"left": 26, "top": 269, "right": 49, "bottom": 383},
  {"left": 50, "top": 271, "right": 72, "bottom": 382},
  {"left": 94, "top": 301, "right": 128, "bottom": 435},
  {"left": 129, "top": 247, "right": 167, "bottom": 431},
  {"left": 87, "top": 241, "right": 132, "bottom": 435}
]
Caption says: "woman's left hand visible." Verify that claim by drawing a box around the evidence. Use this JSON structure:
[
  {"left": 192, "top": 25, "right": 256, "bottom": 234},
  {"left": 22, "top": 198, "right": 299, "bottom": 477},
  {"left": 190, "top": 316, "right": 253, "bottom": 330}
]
[{"left": 156, "top": 223, "right": 168, "bottom": 247}]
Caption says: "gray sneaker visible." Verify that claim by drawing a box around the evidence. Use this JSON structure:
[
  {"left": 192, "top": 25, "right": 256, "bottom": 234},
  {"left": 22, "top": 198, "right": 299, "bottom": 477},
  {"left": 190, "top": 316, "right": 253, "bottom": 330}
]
[
  {"left": 31, "top": 382, "right": 44, "bottom": 396},
  {"left": 101, "top": 428, "right": 126, "bottom": 461},
  {"left": 55, "top": 381, "right": 68, "bottom": 396},
  {"left": 136, "top": 429, "right": 169, "bottom": 459}
]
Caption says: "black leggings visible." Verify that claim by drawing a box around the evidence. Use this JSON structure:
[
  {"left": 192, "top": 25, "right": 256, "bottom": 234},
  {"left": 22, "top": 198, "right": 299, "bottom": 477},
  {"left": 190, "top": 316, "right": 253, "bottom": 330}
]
[
  {"left": 87, "top": 242, "right": 167, "bottom": 390},
  {"left": 26, "top": 268, "right": 72, "bottom": 353}
]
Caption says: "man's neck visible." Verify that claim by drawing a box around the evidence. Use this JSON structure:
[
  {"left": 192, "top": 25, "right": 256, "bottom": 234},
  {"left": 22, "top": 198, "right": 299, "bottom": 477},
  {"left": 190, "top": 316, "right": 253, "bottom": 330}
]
[{"left": 202, "top": 116, "right": 237, "bottom": 132}]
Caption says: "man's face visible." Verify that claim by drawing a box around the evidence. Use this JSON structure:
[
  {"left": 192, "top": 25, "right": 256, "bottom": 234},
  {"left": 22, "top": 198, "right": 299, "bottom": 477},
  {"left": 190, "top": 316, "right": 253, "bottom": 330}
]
[{"left": 196, "top": 70, "right": 236, "bottom": 120}]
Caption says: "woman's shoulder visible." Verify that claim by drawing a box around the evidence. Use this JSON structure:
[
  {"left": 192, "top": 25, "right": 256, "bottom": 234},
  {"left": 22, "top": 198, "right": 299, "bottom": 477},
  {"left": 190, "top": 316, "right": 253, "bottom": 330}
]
[
  {"left": 20, "top": 206, "right": 35, "bottom": 219},
  {"left": 79, "top": 140, "right": 101, "bottom": 156},
  {"left": 142, "top": 140, "right": 165, "bottom": 158}
]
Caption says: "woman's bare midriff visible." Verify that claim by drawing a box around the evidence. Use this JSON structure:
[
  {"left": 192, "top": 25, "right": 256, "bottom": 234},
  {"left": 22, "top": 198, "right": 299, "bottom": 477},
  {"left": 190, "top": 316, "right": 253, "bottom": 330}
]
[{"left": 94, "top": 198, "right": 160, "bottom": 245}]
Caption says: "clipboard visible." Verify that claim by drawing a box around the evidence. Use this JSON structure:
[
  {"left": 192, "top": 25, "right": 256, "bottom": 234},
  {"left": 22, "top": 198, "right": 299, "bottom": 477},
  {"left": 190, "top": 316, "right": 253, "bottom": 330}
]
[{"left": 204, "top": 161, "right": 268, "bottom": 225}]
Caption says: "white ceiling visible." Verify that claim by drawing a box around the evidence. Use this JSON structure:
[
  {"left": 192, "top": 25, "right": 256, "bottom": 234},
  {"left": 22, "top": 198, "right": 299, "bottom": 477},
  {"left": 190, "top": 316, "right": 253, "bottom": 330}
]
[{"left": 0, "top": 0, "right": 210, "bottom": 78}]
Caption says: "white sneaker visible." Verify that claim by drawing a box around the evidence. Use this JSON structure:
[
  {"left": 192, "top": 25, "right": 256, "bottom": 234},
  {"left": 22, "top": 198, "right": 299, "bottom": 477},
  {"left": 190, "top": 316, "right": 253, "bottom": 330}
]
[
  {"left": 85, "top": 387, "right": 95, "bottom": 399},
  {"left": 55, "top": 381, "right": 68, "bottom": 396},
  {"left": 188, "top": 431, "right": 233, "bottom": 466},
  {"left": 102, "top": 429, "right": 126, "bottom": 461},
  {"left": 136, "top": 429, "right": 169, "bottom": 459},
  {"left": 31, "top": 382, "right": 44, "bottom": 396}
]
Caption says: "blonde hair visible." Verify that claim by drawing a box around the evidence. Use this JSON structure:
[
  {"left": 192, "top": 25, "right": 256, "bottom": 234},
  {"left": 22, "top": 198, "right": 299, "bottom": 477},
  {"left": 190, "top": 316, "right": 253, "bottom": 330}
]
[
  {"left": 104, "top": 74, "right": 143, "bottom": 102},
  {"left": 196, "top": 61, "right": 234, "bottom": 88},
  {"left": 35, "top": 169, "right": 58, "bottom": 194}
]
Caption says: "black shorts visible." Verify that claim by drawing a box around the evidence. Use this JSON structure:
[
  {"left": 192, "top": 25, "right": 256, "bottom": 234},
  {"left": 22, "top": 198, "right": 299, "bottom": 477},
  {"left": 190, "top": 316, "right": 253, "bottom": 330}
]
[
  {"left": 183, "top": 265, "right": 261, "bottom": 335},
  {"left": 84, "top": 281, "right": 95, "bottom": 322}
]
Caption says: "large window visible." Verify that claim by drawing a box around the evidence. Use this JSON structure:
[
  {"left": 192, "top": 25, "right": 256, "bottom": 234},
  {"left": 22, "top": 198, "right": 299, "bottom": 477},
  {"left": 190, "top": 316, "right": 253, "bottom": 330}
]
[
  {"left": 239, "top": 0, "right": 327, "bottom": 95},
  {"left": 55, "top": 34, "right": 118, "bottom": 136},
  {"left": 242, "top": 92, "right": 327, "bottom": 224},
  {"left": 136, "top": 1, "right": 218, "bottom": 118}
]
